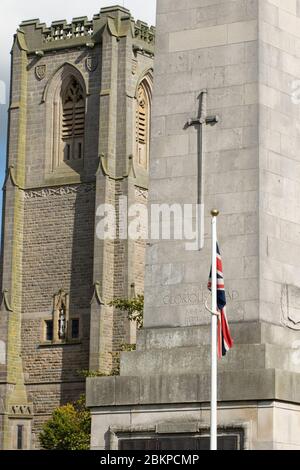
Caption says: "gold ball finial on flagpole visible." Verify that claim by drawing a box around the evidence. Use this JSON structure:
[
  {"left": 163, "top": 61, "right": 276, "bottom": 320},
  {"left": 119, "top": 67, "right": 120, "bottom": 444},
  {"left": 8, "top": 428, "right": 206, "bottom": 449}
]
[{"left": 211, "top": 209, "right": 219, "bottom": 217}]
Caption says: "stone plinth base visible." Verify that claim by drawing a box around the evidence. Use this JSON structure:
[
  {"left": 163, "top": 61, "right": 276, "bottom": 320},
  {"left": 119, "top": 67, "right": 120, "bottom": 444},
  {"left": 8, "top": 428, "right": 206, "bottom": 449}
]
[{"left": 86, "top": 369, "right": 300, "bottom": 450}]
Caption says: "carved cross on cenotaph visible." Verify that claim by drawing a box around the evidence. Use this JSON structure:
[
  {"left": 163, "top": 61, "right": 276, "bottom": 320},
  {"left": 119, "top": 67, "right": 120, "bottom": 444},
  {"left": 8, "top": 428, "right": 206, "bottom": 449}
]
[{"left": 187, "top": 90, "right": 219, "bottom": 250}]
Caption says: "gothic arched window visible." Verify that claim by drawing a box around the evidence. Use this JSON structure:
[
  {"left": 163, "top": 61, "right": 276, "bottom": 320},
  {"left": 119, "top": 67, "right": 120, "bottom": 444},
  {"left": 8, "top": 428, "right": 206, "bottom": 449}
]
[
  {"left": 61, "top": 77, "right": 85, "bottom": 162},
  {"left": 136, "top": 80, "right": 151, "bottom": 169},
  {"left": 44, "top": 64, "right": 87, "bottom": 176}
]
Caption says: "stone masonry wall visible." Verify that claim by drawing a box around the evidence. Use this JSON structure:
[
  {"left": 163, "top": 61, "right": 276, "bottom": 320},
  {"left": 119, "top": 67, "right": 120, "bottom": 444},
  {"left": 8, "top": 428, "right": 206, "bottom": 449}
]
[
  {"left": 0, "top": 7, "right": 154, "bottom": 449},
  {"left": 26, "top": 382, "right": 86, "bottom": 449},
  {"left": 22, "top": 186, "right": 95, "bottom": 313},
  {"left": 21, "top": 185, "right": 95, "bottom": 443},
  {"left": 25, "top": 47, "right": 101, "bottom": 187},
  {"left": 134, "top": 187, "right": 148, "bottom": 296},
  {"left": 144, "top": 0, "right": 259, "bottom": 328}
]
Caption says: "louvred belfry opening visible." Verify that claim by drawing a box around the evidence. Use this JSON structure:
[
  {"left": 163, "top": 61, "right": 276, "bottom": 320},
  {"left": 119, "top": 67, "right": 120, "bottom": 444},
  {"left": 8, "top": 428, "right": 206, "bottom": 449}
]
[
  {"left": 61, "top": 77, "right": 85, "bottom": 161},
  {"left": 136, "top": 83, "right": 150, "bottom": 169},
  {"left": 137, "top": 87, "right": 147, "bottom": 144}
]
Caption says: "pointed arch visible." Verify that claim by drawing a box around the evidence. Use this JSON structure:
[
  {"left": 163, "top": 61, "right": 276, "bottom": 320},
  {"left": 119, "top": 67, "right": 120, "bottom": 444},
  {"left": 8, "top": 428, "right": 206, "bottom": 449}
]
[
  {"left": 134, "top": 69, "right": 153, "bottom": 170},
  {"left": 134, "top": 68, "right": 153, "bottom": 102},
  {"left": 44, "top": 63, "right": 87, "bottom": 175},
  {"left": 42, "top": 62, "right": 88, "bottom": 104},
  {"left": 61, "top": 76, "right": 85, "bottom": 162}
]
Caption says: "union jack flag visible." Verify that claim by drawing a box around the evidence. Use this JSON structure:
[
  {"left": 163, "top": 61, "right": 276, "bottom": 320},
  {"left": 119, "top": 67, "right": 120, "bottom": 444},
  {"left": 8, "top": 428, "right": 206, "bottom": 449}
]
[{"left": 208, "top": 243, "right": 233, "bottom": 358}]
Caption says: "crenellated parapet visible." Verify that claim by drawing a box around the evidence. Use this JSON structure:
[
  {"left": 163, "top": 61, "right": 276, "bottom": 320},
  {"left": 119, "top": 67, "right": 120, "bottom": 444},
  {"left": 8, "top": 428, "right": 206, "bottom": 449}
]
[
  {"left": 134, "top": 21, "right": 155, "bottom": 46},
  {"left": 18, "top": 6, "right": 155, "bottom": 54},
  {"left": 42, "top": 17, "right": 94, "bottom": 43}
]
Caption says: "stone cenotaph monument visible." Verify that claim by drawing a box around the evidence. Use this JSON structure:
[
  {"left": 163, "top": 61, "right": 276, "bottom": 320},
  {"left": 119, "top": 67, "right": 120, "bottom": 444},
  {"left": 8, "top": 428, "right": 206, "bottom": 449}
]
[{"left": 87, "top": 0, "right": 300, "bottom": 450}]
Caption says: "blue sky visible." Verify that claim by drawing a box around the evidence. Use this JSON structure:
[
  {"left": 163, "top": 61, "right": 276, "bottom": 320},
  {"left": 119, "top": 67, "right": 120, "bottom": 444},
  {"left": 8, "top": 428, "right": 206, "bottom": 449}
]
[{"left": 0, "top": 0, "right": 157, "bottom": 222}]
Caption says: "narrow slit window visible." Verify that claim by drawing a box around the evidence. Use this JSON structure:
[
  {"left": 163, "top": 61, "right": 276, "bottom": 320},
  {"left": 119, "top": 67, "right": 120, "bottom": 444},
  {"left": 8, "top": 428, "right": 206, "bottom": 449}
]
[
  {"left": 78, "top": 142, "right": 82, "bottom": 159},
  {"left": 17, "top": 425, "right": 24, "bottom": 450},
  {"left": 66, "top": 143, "right": 71, "bottom": 161},
  {"left": 45, "top": 320, "right": 53, "bottom": 342},
  {"left": 71, "top": 319, "right": 80, "bottom": 339}
]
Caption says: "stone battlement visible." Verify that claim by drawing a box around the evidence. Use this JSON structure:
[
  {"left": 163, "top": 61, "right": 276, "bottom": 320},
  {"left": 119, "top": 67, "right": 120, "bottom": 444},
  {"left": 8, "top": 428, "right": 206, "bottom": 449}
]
[{"left": 18, "top": 6, "right": 155, "bottom": 52}]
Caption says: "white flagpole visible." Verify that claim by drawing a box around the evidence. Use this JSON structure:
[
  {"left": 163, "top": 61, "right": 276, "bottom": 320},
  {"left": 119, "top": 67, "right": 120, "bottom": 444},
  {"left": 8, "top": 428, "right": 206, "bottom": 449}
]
[{"left": 210, "top": 209, "right": 219, "bottom": 450}]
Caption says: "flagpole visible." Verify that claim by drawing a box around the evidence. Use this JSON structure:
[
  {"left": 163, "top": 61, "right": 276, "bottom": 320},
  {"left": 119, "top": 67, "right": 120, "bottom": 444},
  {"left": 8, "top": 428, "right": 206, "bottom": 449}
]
[{"left": 210, "top": 209, "right": 219, "bottom": 451}]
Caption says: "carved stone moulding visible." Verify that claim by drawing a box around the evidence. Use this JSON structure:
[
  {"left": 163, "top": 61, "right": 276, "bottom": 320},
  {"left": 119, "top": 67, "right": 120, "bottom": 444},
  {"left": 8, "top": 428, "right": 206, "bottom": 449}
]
[
  {"left": 10, "top": 404, "right": 33, "bottom": 417},
  {"left": 132, "top": 59, "right": 138, "bottom": 75},
  {"left": 135, "top": 187, "right": 148, "bottom": 200},
  {"left": 35, "top": 64, "right": 47, "bottom": 80},
  {"left": 24, "top": 183, "right": 96, "bottom": 199},
  {"left": 91, "top": 282, "right": 105, "bottom": 306},
  {"left": 85, "top": 55, "right": 98, "bottom": 72},
  {"left": 0, "top": 290, "right": 13, "bottom": 312},
  {"left": 281, "top": 284, "right": 300, "bottom": 330}
]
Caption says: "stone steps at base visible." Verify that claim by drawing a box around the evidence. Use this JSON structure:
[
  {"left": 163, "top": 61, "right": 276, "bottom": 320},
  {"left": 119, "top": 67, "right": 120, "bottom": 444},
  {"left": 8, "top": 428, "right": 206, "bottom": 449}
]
[
  {"left": 120, "top": 343, "right": 299, "bottom": 376},
  {"left": 137, "top": 322, "right": 300, "bottom": 351},
  {"left": 86, "top": 369, "right": 300, "bottom": 408}
]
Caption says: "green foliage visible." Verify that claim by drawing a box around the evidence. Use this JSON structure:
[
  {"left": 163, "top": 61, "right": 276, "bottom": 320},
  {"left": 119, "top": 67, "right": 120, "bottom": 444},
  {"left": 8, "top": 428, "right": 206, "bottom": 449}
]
[
  {"left": 109, "top": 345, "right": 137, "bottom": 376},
  {"left": 39, "top": 395, "right": 91, "bottom": 450},
  {"left": 78, "top": 370, "right": 110, "bottom": 378},
  {"left": 79, "top": 344, "right": 136, "bottom": 379},
  {"left": 40, "top": 298, "right": 144, "bottom": 450},
  {"left": 110, "top": 295, "right": 144, "bottom": 329},
  {"left": 77, "top": 296, "right": 143, "bottom": 381},
  {"left": 121, "top": 343, "right": 137, "bottom": 352}
]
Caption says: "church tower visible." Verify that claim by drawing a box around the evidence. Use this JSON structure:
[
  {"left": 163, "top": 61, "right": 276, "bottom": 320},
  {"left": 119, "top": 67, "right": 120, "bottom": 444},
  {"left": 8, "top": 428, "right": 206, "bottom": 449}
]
[
  {"left": 87, "top": 0, "right": 300, "bottom": 451},
  {"left": 0, "top": 6, "right": 154, "bottom": 449}
]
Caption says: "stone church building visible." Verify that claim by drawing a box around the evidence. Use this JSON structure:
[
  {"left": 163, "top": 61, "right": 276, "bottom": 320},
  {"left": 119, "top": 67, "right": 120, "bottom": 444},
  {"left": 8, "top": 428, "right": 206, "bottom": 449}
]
[
  {"left": 3, "top": 0, "right": 300, "bottom": 452},
  {"left": 87, "top": 0, "right": 300, "bottom": 451},
  {"left": 0, "top": 6, "right": 154, "bottom": 449}
]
